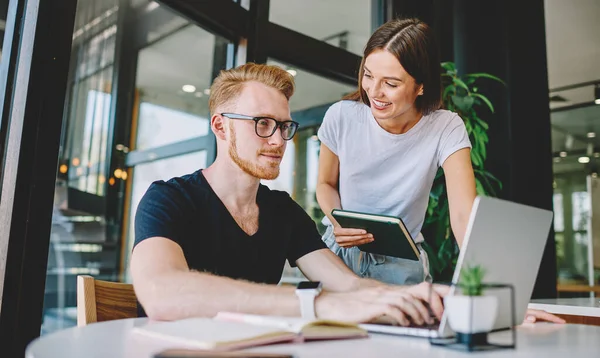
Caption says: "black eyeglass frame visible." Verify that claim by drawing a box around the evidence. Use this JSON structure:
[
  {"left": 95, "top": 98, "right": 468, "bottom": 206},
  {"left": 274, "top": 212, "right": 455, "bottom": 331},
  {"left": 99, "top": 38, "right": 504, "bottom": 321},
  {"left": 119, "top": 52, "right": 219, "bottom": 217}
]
[{"left": 220, "top": 112, "right": 300, "bottom": 141}]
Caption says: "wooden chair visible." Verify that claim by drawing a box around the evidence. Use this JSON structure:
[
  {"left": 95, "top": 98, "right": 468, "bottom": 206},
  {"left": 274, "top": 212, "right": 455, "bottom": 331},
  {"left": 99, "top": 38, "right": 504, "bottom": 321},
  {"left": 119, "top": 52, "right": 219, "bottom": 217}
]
[{"left": 76, "top": 275, "right": 138, "bottom": 326}]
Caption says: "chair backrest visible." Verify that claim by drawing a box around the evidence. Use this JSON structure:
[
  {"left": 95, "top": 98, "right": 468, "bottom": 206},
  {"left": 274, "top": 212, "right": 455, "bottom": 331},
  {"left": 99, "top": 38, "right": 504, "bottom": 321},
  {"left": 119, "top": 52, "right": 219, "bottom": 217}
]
[{"left": 77, "top": 275, "right": 137, "bottom": 326}]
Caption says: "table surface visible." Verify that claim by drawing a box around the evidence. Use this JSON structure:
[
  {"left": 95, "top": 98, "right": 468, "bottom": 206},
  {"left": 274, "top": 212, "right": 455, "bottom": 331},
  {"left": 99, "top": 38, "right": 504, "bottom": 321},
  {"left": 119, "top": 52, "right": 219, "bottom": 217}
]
[
  {"left": 26, "top": 317, "right": 600, "bottom": 358},
  {"left": 528, "top": 297, "right": 600, "bottom": 317}
]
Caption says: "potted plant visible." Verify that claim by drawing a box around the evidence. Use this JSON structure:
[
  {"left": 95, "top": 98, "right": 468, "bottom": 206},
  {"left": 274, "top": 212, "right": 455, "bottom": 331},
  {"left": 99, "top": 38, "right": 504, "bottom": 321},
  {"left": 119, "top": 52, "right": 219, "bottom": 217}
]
[
  {"left": 444, "top": 264, "right": 499, "bottom": 334},
  {"left": 422, "top": 62, "right": 504, "bottom": 281}
]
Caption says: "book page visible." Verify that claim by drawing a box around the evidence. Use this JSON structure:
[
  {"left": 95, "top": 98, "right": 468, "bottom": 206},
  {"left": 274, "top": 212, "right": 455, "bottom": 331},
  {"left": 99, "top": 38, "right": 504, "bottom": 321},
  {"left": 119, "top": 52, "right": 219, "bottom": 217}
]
[
  {"left": 215, "top": 312, "right": 368, "bottom": 340},
  {"left": 133, "top": 318, "right": 296, "bottom": 350}
]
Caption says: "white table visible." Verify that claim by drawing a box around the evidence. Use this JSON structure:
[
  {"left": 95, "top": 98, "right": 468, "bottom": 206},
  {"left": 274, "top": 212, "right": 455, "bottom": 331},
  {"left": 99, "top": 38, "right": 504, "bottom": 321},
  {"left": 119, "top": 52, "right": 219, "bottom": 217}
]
[
  {"left": 529, "top": 297, "right": 600, "bottom": 317},
  {"left": 26, "top": 317, "right": 600, "bottom": 358}
]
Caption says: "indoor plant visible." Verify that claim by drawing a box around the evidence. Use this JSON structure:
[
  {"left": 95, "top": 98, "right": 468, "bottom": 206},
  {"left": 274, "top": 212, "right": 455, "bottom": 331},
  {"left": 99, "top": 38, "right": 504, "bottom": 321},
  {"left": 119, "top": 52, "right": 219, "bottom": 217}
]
[
  {"left": 444, "top": 264, "right": 499, "bottom": 334},
  {"left": 421, "top": 62, "right": 505, "bottom": 281}
]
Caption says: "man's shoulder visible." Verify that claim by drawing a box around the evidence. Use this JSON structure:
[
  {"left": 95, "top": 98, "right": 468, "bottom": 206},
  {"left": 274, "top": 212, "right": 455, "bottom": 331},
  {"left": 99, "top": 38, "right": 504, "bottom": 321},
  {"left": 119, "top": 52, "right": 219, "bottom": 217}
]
[
  {"left": 258, "top": 184, "right": 292, "bottom": 204},
  {"left": 143, "top": 169, "right": 209, "bottom": 206}
]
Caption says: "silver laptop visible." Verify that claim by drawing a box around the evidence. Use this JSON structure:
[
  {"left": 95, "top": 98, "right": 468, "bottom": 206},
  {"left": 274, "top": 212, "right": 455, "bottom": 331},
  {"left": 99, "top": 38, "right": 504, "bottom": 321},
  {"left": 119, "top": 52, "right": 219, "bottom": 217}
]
[{"left": 360, "top": 196, "right": 554, "bottom": 338}]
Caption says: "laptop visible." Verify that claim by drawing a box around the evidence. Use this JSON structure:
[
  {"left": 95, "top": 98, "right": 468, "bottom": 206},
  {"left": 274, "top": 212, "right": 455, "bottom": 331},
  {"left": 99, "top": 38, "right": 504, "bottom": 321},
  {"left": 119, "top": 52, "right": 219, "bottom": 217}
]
[{"left": 359, "top": 196, "right": 554, "bottom": 338}]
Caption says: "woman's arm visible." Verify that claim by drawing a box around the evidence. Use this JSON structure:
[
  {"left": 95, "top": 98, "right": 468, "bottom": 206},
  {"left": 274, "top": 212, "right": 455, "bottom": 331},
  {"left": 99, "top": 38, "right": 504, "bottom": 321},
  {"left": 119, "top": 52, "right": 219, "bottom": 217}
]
[
  {"left": 316, "top": 143, "right": 342, "bottom": 226},
  {"left": 316, "top": 143, "right": 372, "bottom": 247},
  {"left": 442, "top": 148, "right": 477, "bottom": 247}
]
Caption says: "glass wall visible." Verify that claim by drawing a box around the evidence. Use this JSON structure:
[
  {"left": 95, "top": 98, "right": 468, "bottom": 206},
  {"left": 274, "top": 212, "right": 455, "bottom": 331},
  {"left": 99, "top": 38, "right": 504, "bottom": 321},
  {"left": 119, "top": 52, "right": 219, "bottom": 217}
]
[
  {"left": 546, "top": 0, "right": 600, "bottom": 296},
  {"left": 42, "top": 0, "right": 119, "bottom": 335},
  {"left": 550, "top": 105, "right": 600, "bottom": 294}
]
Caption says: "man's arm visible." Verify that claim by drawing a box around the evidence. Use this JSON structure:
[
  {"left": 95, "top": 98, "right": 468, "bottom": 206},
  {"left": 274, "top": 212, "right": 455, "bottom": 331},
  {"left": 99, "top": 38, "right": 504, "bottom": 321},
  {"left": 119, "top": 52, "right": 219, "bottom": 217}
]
[
  {"left": 132, "top": 238, "right": 445, "bottom": 325},
  {"left": 131, "top": 237, "right": 301, "bottom": 321},
  {"left": 296, "top": 248, "right": 384, "bottom": 292}
]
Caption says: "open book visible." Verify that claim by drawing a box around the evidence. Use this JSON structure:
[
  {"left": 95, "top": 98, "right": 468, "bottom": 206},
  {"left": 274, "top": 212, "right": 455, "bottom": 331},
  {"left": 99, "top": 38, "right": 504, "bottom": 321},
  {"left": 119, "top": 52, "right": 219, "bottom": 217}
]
[
  {"left": 133, "top": 313, "right": 367, "bottom": 352},
  {"left": 332, "top": 209, "right": 420, "bottom": 261}
]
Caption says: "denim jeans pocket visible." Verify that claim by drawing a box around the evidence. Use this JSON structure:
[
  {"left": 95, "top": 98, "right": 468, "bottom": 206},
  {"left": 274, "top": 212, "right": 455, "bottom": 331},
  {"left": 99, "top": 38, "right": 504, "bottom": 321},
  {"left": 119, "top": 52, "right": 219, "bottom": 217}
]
[{"left": 371, "top": 253, "right": 387, "bottom": 265}]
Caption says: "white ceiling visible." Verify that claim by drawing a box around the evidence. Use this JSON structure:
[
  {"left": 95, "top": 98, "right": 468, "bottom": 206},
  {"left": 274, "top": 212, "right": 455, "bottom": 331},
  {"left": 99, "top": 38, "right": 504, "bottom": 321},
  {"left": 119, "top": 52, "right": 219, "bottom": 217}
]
[{"left": 545, "top": 0, "right": 600, "bottom": 108}]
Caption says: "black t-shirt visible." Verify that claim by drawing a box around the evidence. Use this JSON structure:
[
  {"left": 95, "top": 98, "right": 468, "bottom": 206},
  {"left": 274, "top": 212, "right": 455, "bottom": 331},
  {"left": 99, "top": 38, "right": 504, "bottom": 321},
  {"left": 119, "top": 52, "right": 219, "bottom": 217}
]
[{"left": 133, "top": 169, "right": 326, "bottom": 316}]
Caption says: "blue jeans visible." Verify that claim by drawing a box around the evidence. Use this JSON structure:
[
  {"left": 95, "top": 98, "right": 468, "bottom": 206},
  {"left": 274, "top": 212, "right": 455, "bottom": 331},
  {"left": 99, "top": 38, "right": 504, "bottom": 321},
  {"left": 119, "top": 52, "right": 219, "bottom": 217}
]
[{"left": 322, "top": 225, "right": 431, "bottom": 285}]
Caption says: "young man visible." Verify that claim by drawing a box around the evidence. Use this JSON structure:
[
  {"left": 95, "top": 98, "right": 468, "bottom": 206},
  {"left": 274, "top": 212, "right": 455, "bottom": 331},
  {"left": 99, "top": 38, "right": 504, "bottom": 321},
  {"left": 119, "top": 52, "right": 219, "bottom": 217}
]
[
  {"left": 130, "top": 63, "right": 562, "bottom": 326},
  {"left": 130, "top": 63, "right": 445, "bottom": 326}
]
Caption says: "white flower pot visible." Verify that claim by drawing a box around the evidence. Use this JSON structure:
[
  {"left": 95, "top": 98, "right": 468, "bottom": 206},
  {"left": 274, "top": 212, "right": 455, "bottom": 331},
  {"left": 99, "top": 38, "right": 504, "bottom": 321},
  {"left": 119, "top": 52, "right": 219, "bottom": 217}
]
[{"left": 444, "top": 295, "right": 498, "bottom": 334}]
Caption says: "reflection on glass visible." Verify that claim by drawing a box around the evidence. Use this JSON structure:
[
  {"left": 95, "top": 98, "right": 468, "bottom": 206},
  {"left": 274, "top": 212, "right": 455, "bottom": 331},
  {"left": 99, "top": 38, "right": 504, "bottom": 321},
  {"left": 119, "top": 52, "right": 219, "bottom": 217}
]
[
  {"left": 67, "top": 70, "right": 113, "bottom": 196},
  {"left": 572, "top": 191, "right": 590, "bottom": 231},
  {"left": 123, "top": 151, "right": 208, "bottom": 281},
  {"left": 269, "top": 0, "right": 372, "bottom": 55},
  {"left": 43, "top": 0, "right": 120, "bottom": 336},
  {"left": 551, "top": 103, "right": 600, "bottom": 290},
  {"left": 75, "top": 25, "right": 116, "bottom": 80},
  {"left": 553, "top": 193, "right": 564, "bottom": 232},
  {"left": 136, "top": 102, "right": 209, "bottom": 150},
  {"left": 135, "top": 25, "right": 220, "bottom": 150}
]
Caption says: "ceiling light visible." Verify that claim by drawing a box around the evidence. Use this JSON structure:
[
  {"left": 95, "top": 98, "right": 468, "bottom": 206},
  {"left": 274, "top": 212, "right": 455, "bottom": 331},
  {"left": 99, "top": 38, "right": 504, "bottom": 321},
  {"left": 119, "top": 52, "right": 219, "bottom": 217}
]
[
  {"left": 182, "top": 84, "right": 196, "bottom": 93},
  {"left": 204, "top": 89, "right": 211, "bottom": 95},
  {"left": 588, "top": 132, "right": 596, "bottom": 138},
  {"left": 287, "top": 69, "right": 297, "bottom": 76},
  {"left": 559, "top": 151, "right": 567, "bottom": 157},
  {"left": 578, "top": 156, "right": 590, "bottom": 164},
  {"left": 595, "top": 84, "right": 600, "bottom": 104},
  {"left": 194, "top": 92, "right": 203, "bottom": 98}
]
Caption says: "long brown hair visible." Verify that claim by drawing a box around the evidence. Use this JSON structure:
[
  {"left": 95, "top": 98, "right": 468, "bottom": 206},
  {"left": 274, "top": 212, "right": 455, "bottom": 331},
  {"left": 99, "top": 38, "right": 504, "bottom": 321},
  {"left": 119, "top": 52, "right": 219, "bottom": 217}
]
[{"left": 343, "top": 18, "right": 442, "bottom": 115}]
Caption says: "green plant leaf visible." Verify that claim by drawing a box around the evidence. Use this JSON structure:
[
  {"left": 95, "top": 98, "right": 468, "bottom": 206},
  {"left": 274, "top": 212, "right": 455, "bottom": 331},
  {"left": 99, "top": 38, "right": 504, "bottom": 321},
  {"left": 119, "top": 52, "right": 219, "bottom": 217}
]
[
  {"left": 452, "top": 77, "right": 470, "bottom": 91},
  {"left": 451, "top": 95, "right": 475, "bottom": 112},
  {"left": 443, "top": 85, "right": 456, "bottom": 99},
  {"left": 471, "top": 149, "right": 482, "bottom": 167},
  {"left": 471, "top": 93, "right": 495, "bottom": 113},
  {"left": 464, "top": 73, "right": 507, "bottom": 86},
  {"left": 441, "top": 62, "right": 456, "bottom": 73},
  {"left": 459, "top": 264, "right": 486, "bottom": 296},
  {"left": 475, "top": 178, "right": 485, "bottom": 195},
  {"left": 472, "top": 115, "right": 489, "bottom": 131}
]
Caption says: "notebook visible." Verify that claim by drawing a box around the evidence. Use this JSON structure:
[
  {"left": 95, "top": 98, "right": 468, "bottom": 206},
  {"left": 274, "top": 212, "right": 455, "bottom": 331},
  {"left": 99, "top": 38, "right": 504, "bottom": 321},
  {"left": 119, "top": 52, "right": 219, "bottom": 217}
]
[
  {"left": 331, "top": 209, "right": 419, "bottom": 261},
  {"left": 133, "top": 314, "right": 367, "bottom": 352}
]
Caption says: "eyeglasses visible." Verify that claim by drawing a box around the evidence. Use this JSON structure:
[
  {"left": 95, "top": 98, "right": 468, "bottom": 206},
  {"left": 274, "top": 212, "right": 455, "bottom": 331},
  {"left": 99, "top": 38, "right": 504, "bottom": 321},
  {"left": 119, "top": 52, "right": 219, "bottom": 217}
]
[{"left": 221, "top": 113, "right": 299, "bottom": 141}]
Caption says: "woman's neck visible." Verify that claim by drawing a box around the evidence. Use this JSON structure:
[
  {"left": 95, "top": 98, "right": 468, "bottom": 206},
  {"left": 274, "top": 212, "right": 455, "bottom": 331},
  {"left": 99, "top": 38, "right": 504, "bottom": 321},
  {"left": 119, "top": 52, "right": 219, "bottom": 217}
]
[{"left": 376, "top": 108, "right": 423, "bottom": 134}]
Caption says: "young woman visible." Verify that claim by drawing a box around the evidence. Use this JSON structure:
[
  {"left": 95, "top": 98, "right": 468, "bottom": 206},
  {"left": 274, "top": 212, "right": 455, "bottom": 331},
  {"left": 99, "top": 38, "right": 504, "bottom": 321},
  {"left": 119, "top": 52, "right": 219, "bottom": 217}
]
[{"left": 316, "top": 18, "right": 476, "bottom": 285}]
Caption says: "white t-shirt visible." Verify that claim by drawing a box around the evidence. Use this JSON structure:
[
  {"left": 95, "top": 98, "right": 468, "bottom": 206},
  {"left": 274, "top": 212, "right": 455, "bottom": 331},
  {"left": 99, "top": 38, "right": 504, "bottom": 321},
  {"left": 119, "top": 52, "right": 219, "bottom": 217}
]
[{"left": 317, "top": 100, "right": 471, "bottom": 243}]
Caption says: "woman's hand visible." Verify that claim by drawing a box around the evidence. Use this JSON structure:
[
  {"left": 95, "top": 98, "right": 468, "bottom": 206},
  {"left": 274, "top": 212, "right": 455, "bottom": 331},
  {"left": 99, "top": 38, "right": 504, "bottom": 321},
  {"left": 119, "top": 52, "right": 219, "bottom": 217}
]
[
  {"left": 523, "top": 308, "right": 566, "bottom": 324},
  {"left": 334, "top": 226, "right": 374, "bottom": 248}
]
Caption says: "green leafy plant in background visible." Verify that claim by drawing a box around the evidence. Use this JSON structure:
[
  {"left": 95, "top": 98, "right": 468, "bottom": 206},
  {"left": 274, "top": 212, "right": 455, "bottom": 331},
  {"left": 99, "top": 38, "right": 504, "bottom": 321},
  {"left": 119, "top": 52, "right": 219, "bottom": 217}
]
[
  {"left": 421, "top": 62, "right": 505, "bottom": 282},
  {"left": 458, "top": 264, "right": 486, "bottom": 296}
]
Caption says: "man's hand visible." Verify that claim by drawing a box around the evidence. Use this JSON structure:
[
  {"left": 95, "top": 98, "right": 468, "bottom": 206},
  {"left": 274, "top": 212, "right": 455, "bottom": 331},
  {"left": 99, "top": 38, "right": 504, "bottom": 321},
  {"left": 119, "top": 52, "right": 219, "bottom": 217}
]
[
  {"left": 333, "top": 227, "right": 374, "bottom": 248},
  {"left": 314, "top": 282, "right": 446, "bottom": 326},
  {"left": 523, "top": 308, "right": 566, "bottom": 324}
]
